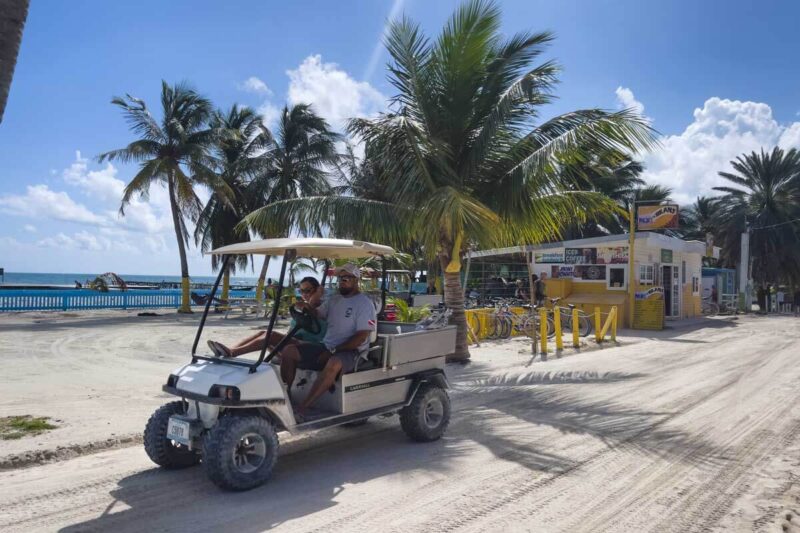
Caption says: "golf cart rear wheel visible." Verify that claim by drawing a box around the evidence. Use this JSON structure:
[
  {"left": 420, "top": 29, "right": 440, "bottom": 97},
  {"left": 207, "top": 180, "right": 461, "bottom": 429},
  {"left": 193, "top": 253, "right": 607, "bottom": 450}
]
[
  {"left": 400, "top": 383, "right": 450, "bottom": 442},
  {"left": 143, "top": 401, "right": 201, "bottom": 469},
  {"left": 203, "top": 415, "right": 278, "bottom": 491}
]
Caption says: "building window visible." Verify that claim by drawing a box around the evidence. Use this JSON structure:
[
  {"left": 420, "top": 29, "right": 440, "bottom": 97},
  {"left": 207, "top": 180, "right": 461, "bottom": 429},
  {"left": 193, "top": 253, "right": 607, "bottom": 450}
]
[
  {"left": 692, "top": 276, "right": 700, "bottom": 294},
  {"left": 608, "top": 266, "right": 627, "bottom": 290},
  {"left": 639, "top": 264, "right": 654, "bottom": 285},
  {"left": 682, "top": 261, "right": 686, "bottom": 285}
]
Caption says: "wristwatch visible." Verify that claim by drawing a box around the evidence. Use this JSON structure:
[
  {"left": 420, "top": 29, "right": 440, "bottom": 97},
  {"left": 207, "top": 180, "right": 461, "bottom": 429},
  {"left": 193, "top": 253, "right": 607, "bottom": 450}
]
[{"left": 330, "top": 347, "right": 337, "bottom": 354}]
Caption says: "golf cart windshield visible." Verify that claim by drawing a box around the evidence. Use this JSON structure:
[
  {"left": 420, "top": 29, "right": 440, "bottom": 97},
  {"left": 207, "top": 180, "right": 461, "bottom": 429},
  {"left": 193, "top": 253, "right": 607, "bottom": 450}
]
[{"left": 191, "top": 238, "right": 396, "bottom": 373}]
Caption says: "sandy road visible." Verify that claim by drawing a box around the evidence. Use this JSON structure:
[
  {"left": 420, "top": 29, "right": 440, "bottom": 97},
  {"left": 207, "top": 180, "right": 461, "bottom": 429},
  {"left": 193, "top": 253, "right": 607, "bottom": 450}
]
[{"left": 1, "top": 315, "right": 799, "bottom": 532}]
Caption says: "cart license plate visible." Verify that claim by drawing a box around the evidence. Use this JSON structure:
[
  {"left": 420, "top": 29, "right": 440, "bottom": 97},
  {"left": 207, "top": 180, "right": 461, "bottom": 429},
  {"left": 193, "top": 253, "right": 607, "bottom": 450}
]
[{"left": 166, "top": 417, "right": 191, "bottom": 446}]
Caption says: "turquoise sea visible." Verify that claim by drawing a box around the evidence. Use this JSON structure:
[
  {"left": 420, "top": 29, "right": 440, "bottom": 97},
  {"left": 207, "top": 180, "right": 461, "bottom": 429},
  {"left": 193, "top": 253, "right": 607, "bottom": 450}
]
[{"left": 0, "top": 272, "right": 260, "bottom": 287}]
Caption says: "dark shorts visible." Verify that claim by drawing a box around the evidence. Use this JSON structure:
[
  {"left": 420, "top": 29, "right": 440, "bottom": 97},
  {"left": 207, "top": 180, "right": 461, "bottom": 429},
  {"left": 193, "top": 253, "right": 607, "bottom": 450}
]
[{"left": 295, "top": 341, "right": 361, "bottom": 374}]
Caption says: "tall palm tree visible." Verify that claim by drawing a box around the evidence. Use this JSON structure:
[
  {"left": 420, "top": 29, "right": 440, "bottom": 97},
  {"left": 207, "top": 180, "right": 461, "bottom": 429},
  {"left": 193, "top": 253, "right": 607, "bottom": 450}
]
[
  {"left": 681, "top": 196, "right": 718, "bottom": 242},
  {"left": 0, "top": 0, "right": 28, "bottom": 123},
  {"left": 195, "top": 105, "right": 273, "bottom": 300},
  {"left": 712, "top": 147, "right": 800, "bottom": 284},
  {"left": 246, "top": 104, "right": 341, "bottom": 298},
  {"left": 99, "top": 81, "right": 223, "bottom": 312},
  {"left": 242, "top": 0, "right": 655, "bottom": 360}
]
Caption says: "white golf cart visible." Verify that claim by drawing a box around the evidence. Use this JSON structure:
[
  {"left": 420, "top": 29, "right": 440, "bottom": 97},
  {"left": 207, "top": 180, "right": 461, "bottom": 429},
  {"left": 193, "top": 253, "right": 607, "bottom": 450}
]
[{"left": 144, "top": 238, "right": 455, "bottom": 491}]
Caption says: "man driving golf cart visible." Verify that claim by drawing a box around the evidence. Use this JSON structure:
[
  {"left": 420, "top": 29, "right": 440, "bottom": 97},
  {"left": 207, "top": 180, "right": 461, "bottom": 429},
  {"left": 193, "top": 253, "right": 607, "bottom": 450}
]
[
  {"left": 282, "top": 263, "right": 376, "bottom": 418},
  {"left": 207, "top": 276, "right": 327, "bottom": 358}
]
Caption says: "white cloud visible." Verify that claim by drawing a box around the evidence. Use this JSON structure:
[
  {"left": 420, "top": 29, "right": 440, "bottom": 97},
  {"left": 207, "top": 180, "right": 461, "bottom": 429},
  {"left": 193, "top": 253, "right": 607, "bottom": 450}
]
[
  {"left": 257, "top": 102, "right": 282, "bottom": 129},
  {"left": 638, "top": 94, "right": 800, "bottom": 205},
  {"left": 23, "top": 224, "right": 36, "bottom": 233},
  {"left": 63, "top": 151, "right": 125, "bottom": 203},
  {"left": 37, "top": 231, "right": 106, "bottom": 252},
  {"left": 238, "top": 76, "right": 272, "bottom": 96},
  {"left": 615, "top": 86, "right": 647, "bottom": 119},
  {"left": 287, "top": 55, "right": 387, "bottom": 130},
  {"left": 0, "top": 184, "right": 107, "bottom": 226}
]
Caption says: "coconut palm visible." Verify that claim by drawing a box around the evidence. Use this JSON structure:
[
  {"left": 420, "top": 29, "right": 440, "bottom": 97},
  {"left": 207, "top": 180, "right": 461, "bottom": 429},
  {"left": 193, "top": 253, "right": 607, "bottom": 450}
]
[
  {"left": 681, "top": 196, "right": 719, "bottom": 242},
  {"left": 712, "top": 147, "right": 800, "bottom": 284},
  {"left": 195, "top": 105, "right": 272, "bottom": 300},
  {"left": 0, "top": 0, "right": 28, "bottom": 123},
  {"left": 99, "top": 81, "right": 224, "bottom": 312},
  {"left": 242, "top": 0, "right": 655, "bottom": 360}
]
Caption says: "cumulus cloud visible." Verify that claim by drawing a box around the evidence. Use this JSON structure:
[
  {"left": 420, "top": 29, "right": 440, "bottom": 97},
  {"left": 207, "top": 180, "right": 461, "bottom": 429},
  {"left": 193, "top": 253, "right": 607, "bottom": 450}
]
[
  {"left": 37, "top": 231, "right": 107, "bottom": 252},
  {"left": 0, "top": 184, "right": 107, "bottom": 226},
  {"left": 257, "top": 102, "right": 282, "bottom": 129},
  {"left": 62, "top": 151, "right": 125, "bottom": 203},
  {"left": 615, "top": 86, "right": 648, "bottom": 120},
  {"left": 238, "top": 76, "right": 272, "bottom": 96},
  {"left": 620, "top": 88, "right": 800, "bottom": 205},
  {"left": 23, "top": 224, "right": 36, "bottom": 233},
  {"left": 287, "top": 55, "right": 386, "bottom": 130}
]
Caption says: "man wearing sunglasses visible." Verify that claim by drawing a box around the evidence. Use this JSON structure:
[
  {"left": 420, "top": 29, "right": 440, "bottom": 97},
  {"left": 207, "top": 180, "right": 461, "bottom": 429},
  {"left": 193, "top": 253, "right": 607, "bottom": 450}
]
[
  {"left": 206, "top": 276, "right": 326, "bottom": 358},
  {"left": 280, "top": 263, "right": 377, "bottom": 418}
]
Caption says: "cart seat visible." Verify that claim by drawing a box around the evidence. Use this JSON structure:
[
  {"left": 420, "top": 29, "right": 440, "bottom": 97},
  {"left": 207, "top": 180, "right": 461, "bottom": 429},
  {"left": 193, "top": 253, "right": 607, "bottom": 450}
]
[{"left": 354, "top": 339, "right": 384, "bottom": 372}]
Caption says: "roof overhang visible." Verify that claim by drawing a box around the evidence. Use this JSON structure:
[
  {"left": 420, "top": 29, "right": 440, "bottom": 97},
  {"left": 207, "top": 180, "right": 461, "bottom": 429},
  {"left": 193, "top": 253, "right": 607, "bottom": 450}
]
[{"left": 211, "top": 238, "right": 395, "bottom": 259}]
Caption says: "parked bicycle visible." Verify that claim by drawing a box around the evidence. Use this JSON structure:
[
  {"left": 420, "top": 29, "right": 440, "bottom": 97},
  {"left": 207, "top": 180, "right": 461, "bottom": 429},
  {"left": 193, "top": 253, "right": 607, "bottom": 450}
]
[
  {"left": 701, "top": 296, "right": 720, "bottom": 316},
  {"left": 548, "top": 297, "right": 593, "bottom": 337}
]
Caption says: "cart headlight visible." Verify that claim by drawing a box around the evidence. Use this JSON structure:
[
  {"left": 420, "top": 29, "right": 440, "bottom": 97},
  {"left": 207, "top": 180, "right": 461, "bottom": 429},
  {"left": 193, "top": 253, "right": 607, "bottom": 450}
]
[
  {"left": 209, "top": 385, "right": 241, "bottom": 401},
  {"left": 166, "top": 374, "right": 179, "bottom": 388}
]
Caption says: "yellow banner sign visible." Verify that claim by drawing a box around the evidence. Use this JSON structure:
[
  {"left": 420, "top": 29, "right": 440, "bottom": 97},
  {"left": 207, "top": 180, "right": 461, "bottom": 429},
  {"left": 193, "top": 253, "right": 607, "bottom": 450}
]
[{"left": 637, "top": 204, "right": 679, "bottom": 230}]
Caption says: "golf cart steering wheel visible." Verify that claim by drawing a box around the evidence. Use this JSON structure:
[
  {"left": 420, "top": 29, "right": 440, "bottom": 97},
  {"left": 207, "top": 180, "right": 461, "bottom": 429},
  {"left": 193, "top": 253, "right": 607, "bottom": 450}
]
[{"left": 289, "top": 305, "right": 322, "bottom": 335}]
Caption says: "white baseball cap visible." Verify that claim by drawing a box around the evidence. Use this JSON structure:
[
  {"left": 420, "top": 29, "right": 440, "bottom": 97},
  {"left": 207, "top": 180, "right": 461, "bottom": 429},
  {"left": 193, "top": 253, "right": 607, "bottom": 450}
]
[{"left": 336, "top": 263, "right": 361, "bottom": 279}]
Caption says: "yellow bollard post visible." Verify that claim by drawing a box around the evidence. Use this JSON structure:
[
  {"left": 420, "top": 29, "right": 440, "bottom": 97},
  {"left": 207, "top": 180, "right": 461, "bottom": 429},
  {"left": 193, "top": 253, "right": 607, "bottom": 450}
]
[
  {"left": 595, "top": 307, "right": 602, "bottom": 343},
  {"left": 611, "top": 306, "right": 618, "bottom": 342},
  {"left": 572, "top": 308, "right": 580, "bottom": 348},
  {"left": 553, "top": 306, "right": 563, "bottom": 351},
  {"left": 539, "top": 307, "right": 548, "bottom": 355}
]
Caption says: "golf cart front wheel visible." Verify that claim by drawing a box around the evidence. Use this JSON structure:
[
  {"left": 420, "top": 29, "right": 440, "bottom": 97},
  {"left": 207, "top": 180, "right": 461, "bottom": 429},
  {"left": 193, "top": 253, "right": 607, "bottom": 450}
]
[
  {"left": 143, "top": 401, "right": 201, "bottom": 469},
  {"left": 203, "top": 415, "right": 278, "bottom": 491},
  {"left": 400, "top": 383, "right": 450, "bottom": 442}
]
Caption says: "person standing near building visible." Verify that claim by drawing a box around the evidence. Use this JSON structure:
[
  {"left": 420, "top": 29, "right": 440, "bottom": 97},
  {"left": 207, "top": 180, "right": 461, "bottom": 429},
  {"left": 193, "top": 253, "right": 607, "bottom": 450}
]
[{"left": 776, "top": 288, "right": 785, "bottom": 313}]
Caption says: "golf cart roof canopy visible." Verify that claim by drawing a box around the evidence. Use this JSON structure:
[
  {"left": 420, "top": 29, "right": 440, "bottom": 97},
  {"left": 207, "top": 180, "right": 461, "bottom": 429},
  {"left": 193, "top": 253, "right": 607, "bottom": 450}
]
[{"left": 211, "top": 238, "right": 395, "bottom": 259}]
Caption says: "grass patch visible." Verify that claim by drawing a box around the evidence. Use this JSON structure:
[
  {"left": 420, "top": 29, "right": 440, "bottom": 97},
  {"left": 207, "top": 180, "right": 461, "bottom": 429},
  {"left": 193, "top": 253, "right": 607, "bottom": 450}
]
[{"left": 0, "top": 415, "right": 58, "bottom": 440}]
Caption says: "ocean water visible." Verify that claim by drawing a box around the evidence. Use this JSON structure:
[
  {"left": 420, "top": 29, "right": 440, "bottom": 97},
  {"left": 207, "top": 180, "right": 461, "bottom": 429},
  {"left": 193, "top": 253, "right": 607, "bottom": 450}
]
[{"left": 0, "top": 272, "right": 260, "bottom": 287}]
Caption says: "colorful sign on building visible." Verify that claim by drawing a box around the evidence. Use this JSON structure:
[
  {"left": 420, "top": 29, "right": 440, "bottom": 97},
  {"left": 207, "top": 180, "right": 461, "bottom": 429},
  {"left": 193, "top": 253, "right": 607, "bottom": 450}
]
[
  {"left": 596, "top": 246, "right": 629, "bottom": 264},
  {"left": 534, "top": 251, "right": 565, "bottom": 263},
  {"left": 564, "top": 247, "right": 596, "bottom": 264},
  {"left": 637, "top": 204, "right": 679, "bottom": 230}
]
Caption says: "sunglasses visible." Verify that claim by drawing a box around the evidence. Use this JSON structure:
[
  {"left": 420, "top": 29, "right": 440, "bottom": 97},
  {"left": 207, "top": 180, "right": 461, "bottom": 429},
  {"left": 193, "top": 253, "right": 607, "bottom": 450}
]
[{"left": 299, "top": 287, "right": 315, "bottom": 294}]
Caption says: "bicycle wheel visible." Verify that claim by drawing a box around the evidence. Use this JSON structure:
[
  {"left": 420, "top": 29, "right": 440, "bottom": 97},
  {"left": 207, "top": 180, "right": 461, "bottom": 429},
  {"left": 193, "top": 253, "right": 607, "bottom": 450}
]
[
  {"left": 578, "top": 315, "right": 592, "bottom": 337},
  {"left": 500, "top": 316, "right": 513, "bottom": 339}
]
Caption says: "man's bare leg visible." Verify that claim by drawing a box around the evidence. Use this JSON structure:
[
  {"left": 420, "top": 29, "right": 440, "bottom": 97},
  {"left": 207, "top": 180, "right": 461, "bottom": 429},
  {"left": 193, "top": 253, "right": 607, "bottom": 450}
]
[{"left": 298, "top": 357, "right": 342, "bottom": 415}]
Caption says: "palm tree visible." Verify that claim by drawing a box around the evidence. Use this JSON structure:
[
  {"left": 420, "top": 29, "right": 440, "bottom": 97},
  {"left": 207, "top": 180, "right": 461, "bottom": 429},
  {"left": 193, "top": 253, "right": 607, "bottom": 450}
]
[
  {"left": 242, "top": 0, "right": 655, "bottom": 361},
  {"left": 195, "top": 105, "right": 272, "bottom": 300},
  {"left": 0, "top": 0, "right": 28, "bottom": 123},
  {"left": 681, "top": 196, "right": 718, "bottom": 242},
  {"left": 99, "top": 81, "right": 223, "bottom": 312},
  {"left": 712, "top": 147, "right": 800, "bottom": 284},
  {"left": 246, "top": 104, "right": 341, "bottom": 298}
]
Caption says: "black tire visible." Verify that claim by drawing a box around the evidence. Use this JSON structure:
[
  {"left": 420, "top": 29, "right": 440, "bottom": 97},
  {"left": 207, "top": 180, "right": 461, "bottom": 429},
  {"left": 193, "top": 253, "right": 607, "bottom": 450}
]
[
  {"left": 203, "top": 415, "right": 278, "bottom": 491},
  {"left": 400, "top": 384, "right": 451, "bottom": 442},
  {"left": 143, "top": 401, "right": 201, "bottom": 469}
]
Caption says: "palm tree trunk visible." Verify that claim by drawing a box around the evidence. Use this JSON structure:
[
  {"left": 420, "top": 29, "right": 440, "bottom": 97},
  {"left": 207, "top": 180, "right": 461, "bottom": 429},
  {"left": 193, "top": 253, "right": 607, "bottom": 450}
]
[
  {"left": 0, "top": 0, "right": 29, "bottom": 124},
  {"left": 221, "top": 266, "right": 230, "bottom": 302},
  {"left": 167, "top": 175, "right": 192, "bottom": 313},
  {"left": 255, "top": 256, "right": 271, "bottom": 304},
  {"left": 439, "top": 253, "right": 469, "bottom": 362}
]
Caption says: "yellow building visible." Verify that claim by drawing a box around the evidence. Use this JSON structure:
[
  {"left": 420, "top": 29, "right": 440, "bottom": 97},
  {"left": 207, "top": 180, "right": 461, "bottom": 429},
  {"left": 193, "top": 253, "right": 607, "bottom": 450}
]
[{"left": 469, "top": 232, "right": 708, "bottom": 327}]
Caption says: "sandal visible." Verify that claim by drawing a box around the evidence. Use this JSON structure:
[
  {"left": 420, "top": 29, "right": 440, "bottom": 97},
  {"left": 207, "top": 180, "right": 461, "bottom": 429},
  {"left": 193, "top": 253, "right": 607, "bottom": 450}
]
[{"left": 207, "top": 340, "right": 232, "bottom": 358}]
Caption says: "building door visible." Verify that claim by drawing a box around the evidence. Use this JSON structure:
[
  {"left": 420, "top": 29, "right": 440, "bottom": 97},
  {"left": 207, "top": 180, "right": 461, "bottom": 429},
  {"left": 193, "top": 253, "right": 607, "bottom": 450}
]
[{"left": 661, "top": 265, "right": 680, "bottom": 318}]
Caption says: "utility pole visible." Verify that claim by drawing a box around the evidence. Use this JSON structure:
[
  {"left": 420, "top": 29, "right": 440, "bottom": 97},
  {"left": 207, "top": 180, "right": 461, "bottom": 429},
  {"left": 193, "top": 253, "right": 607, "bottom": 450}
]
[
  {"left": 739, "top": 225, "right": 750, "bottom": 313},
  {"left": 627, "top": 204, "right": 636, "bottom": 328}
]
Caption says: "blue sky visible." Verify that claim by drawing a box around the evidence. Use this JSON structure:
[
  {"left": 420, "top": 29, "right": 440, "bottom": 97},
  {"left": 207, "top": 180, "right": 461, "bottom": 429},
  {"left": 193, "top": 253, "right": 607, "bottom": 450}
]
[{"left": 1, "top": 0, "right": 799, "bottom": 276}]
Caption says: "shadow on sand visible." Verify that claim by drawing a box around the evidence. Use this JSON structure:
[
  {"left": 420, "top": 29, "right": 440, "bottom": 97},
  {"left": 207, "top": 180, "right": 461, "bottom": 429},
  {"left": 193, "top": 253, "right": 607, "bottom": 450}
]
[{"left": 60, "top": 361, "right": 723, "bottom": 532}]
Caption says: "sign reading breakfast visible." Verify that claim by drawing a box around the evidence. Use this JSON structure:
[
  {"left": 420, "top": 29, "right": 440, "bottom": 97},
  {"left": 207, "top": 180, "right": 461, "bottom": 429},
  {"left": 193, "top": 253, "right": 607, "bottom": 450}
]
[{"left": 637, "top": 204, "right": 679, "bottom": 230}]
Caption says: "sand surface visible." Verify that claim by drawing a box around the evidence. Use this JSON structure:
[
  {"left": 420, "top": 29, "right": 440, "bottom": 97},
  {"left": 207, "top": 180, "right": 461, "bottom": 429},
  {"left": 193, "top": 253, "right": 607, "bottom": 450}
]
[{"left": 0, "top": 310, "right": 799, "bottom": 532}]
